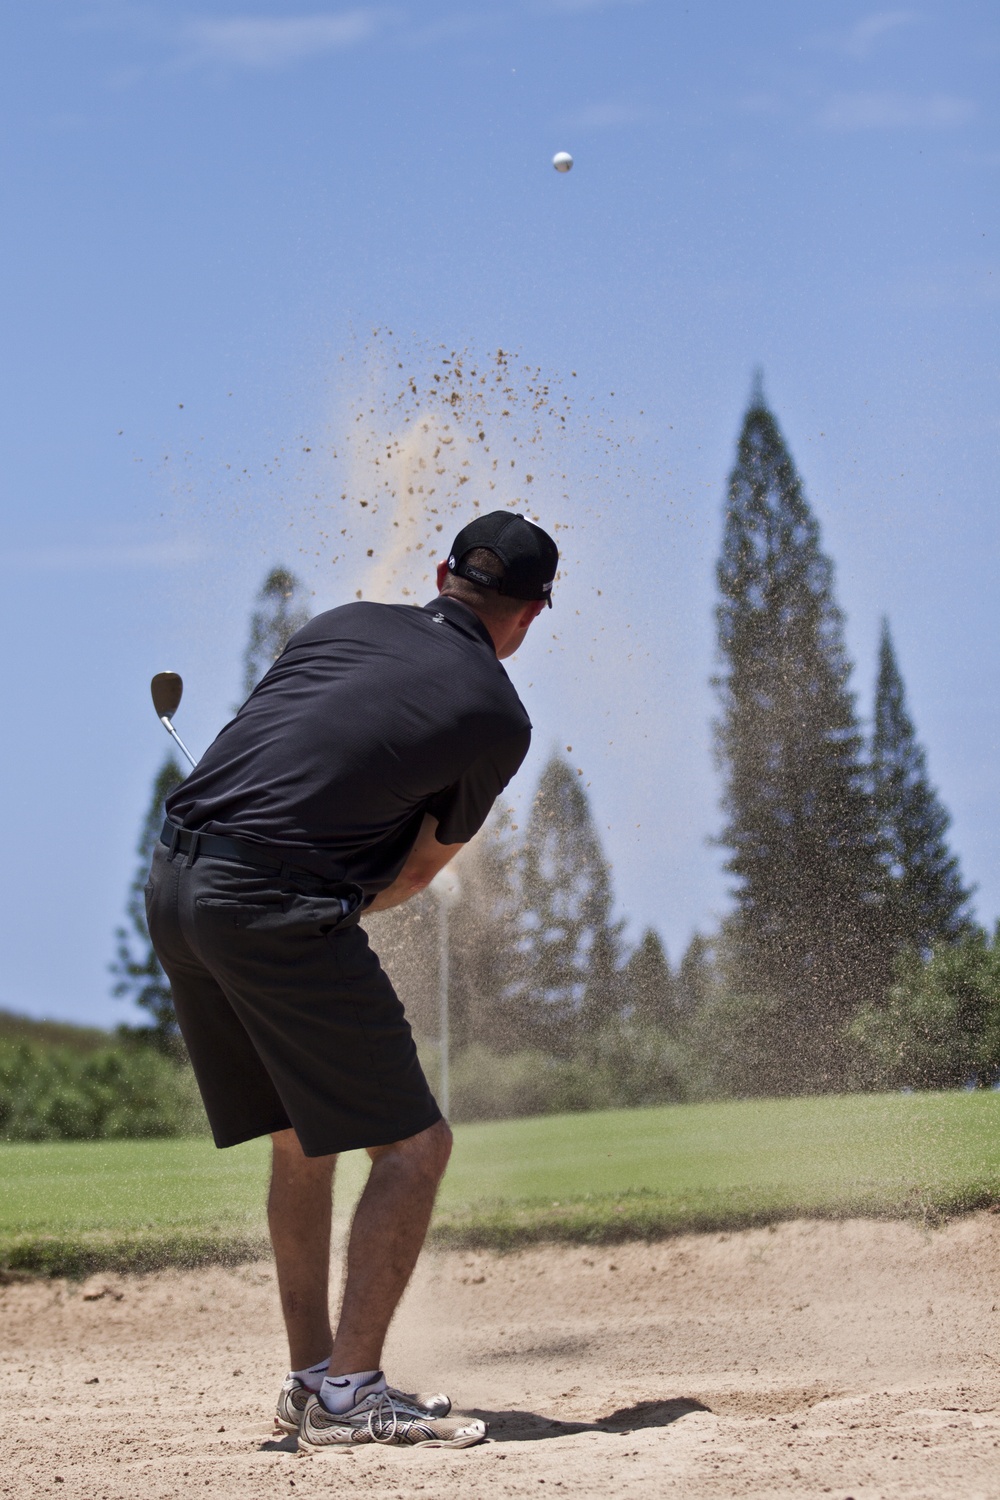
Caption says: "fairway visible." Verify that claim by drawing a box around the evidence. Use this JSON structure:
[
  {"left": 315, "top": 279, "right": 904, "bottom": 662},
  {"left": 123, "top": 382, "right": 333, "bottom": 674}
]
[{"left": 2, "top": 1090, "right": 999, "bottom": 1274}]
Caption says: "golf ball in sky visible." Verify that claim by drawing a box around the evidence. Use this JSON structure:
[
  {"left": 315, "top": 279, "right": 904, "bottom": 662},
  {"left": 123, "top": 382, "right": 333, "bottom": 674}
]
[{"left": 552, "top": 151, "right": 573, "bottom": 173}]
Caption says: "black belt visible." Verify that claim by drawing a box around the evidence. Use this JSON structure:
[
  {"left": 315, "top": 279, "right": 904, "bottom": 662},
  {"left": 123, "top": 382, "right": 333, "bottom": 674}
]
[{"left": 160, "top": 820, "right": 307, "bottom": 873}]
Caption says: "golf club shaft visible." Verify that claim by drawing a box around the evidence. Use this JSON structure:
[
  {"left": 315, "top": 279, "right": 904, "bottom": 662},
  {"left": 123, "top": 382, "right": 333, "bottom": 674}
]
[{"left": 159, "top": 715, "right": 197, "bottom": 769}]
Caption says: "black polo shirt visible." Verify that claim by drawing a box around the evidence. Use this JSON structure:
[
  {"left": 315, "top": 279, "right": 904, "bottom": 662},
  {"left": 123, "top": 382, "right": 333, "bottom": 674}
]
[{"left": 165, "top": 595, "right": 531, "bottom": 896}]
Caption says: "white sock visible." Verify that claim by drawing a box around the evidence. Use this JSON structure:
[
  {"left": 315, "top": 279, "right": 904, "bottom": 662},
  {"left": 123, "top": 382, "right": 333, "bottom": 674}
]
[
  {"left": 319, "top": 1369, "right": 386, "bottom": 1414},
  {"left": 290, "top": 1357, "right": 329, "bottom": 1393}
]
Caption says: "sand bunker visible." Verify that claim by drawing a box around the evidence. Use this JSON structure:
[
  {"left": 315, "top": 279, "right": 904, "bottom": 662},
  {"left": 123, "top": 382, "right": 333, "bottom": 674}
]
[{"left": 4, "top": 1213, "right": 1000, "bottom": 1497}]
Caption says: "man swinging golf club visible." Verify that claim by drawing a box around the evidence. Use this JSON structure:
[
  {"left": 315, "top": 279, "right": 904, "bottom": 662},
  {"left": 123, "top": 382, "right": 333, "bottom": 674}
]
[{"left": 145, "top": 511, "right": 558, "bottom": 1452}]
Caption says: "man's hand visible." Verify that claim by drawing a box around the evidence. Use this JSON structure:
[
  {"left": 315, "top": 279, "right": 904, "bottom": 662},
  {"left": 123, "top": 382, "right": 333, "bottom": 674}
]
[{"left": 366, "top": 815, "right": 464, "bottom": 912}]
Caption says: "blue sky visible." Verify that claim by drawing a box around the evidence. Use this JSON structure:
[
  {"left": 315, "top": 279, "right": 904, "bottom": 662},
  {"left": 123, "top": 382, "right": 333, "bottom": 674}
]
[{"left": 1, "top": 1, "right": 997, "bottom": 1026}]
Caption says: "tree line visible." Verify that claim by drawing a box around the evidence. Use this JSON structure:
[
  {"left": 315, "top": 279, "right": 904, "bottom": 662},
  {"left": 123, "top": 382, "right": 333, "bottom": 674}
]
[
  {"left": 113, "top": 386, "right": 997, "bottom": 1107},
  {"left": 707, "top": 382, "right": 978, "bottom": 1092}
]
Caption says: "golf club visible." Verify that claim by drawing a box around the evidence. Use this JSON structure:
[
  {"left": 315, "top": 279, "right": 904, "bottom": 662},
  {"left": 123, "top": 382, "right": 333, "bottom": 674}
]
[{"left": 150, "top": 671, "right": 197, "bottom": 769}]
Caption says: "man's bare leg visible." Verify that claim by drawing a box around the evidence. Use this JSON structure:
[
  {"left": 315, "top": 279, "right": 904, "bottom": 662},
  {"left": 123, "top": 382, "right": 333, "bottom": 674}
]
[
  {"left": 268, "top": 1129, "right": 337, "bottom": 1371},
  {"left": 329, "top": 1118, "right": 452, "bottom": 1376},
  {"left": 268, "top": 1119, "right": 452, "bottom": 1377}
]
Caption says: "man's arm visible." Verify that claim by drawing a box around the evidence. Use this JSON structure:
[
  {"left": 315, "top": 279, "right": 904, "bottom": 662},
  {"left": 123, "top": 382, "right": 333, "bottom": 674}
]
[{"left": 366, "top": 814, "right": 464, "bottom": 912}]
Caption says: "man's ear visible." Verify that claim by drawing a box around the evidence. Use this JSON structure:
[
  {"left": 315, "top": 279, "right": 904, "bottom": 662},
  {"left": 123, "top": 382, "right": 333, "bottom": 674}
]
[
  {"left": 435, "top": 559, "right": 450, "bottom": 591},
  {"left": 519, "top": 600, "right": 545, "bottom": 630}
]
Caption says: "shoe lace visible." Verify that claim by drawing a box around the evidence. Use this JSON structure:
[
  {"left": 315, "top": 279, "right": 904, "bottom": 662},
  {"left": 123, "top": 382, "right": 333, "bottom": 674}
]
[{"left": 366, "top": 1392, "right": 402, "bottom": 1444}]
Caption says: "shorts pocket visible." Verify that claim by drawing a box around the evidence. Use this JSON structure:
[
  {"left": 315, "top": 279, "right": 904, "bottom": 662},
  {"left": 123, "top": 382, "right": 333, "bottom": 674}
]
[
  {"left": 194, "top": 896, "right": 286, "bottom": 932},
  {"left": 143, "top": 879, "right": 159, "bottom": 925},
  {"left": 195, "top": 892, "right": 358, "bottom": 935}
]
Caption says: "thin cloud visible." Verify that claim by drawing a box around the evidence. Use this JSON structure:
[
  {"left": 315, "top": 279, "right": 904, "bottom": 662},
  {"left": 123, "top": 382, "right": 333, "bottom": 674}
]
[
  {"left": 0, "top": 540, "right": 209, "bottom": 572},
  {"left": 179, "top": 11, "right": 383, "bottom": 70},
  {"left": 812, "top": 9, "right": 917, "bottom": 60},
  {"left": 818, "top": 91, "right": 973, "bottom": 131}
]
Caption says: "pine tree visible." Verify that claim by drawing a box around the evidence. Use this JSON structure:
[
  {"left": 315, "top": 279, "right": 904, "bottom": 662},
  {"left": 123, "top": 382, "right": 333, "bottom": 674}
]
[
  {"left": 447, "top": 804, "right": 524, "bottom": 1052},
  {"left": 714, "top": 381, "right": 888, "bottom": 1071},
  {"left": 241, "top": 566, "right": 311, "bottom": 699},
  {"left": 513, "top": 755, "right": 623, "bottom": 1051},
  {"left": 111, "top": 754, "right": 186, "bottom": 1053},
  {"left": 366, "top": 807, "right": 525, "bottom": 1054},
  {"left": 676, "top": 932, "right": 716, "bottom": 1016},
  {"left": 872, "top": 618, "right": 974, "bottom": 954},
  {"left": 621, "top": 928, "right": 677, "bottom": 1030}
]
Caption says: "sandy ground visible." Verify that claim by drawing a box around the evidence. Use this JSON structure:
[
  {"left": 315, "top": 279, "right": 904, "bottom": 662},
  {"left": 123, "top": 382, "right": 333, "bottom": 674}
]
[{"left": 3, "top": 1215, "right": 1000, "bottom": 1499}]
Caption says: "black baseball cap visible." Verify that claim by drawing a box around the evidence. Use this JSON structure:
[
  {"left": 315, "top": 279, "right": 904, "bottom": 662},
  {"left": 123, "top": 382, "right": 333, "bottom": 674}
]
[{"left": 447, "top": 510, "right": 559, "bottom": 607}]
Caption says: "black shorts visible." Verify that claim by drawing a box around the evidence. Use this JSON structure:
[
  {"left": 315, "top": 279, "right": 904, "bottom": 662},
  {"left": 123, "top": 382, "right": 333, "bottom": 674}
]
[{"left": 145, "top": 841, "right": 441, "bottom": 1156}]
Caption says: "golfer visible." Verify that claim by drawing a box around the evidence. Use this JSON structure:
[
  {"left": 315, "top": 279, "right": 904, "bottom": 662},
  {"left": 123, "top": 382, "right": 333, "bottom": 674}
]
[{"left": 146, "top": 511, "right": 558, "bottom": 1452}]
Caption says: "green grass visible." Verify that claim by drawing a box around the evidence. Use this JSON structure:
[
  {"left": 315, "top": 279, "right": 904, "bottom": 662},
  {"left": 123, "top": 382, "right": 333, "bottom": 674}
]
[
  {"left": 2, "top": 1091, "right": 998, "bottom": 1275},
  {"left": 0, "top": 1134, "right": 272, "bottom": 1276},
  {"left": 432, "top": 1091, "right": 1000, "bottom": 1248}
]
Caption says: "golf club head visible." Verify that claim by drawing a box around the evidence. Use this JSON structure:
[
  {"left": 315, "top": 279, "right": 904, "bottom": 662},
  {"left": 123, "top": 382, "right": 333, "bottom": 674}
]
[{"left": 151, "top": 671, "right": 184, "bottom": 721}]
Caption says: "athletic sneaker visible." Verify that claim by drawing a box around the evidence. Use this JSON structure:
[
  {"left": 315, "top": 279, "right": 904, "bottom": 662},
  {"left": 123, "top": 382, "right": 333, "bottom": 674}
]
[
  {"left": 274, "top": 1376, "right": 452, "bottom": 1435},
  {"left": 297, "top": 1389, "right": 487, "bottom": 1451}
]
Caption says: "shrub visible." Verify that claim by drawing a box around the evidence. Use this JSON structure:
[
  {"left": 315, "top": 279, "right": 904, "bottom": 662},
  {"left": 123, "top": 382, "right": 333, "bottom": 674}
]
[
  {"left": 849, "top": 928, "right": 1000, "bottom": 1090},
  {"left": 448, "top": 1046, "right": 563, "bottom": 1122},
  {"left": 682, "top": 990, "right": 798, "bottom": 1098},
  {"left": 444, "top": 1025, "right": 691, "bottom": 1124},
  {"left": 571, "top": 1020, "right": 693, "bottom": 1108},
  {"left": 0, "top": 1040, "right": 205, "bottom": 1142}
]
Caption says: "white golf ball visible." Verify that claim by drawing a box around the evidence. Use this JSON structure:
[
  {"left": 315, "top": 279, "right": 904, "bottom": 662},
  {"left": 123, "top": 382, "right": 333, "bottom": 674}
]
[{"left": 552, "top": 151, "right": 573, "bottom": 173}]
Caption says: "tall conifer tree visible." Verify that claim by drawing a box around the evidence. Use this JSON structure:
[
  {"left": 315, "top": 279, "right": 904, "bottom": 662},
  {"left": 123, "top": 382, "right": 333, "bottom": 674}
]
[
  {"left": 241, "top": 565, "right": 311, "bottom": 699},
  {"left": 872, "top": 618, "right": 974, "bottom": 953},
  {"left": 513, "top": 755, "right": 623, "bottom": 1050},
  {"left": 714, "top": 382, "right": 888, "bottom": 1065},
  {"left": 676, "top": 932, "right": 716, "bottom": 1016},
  {"left": 447, "top": 804, "right": 524, "bottom": 1052},
  {"left": 111, "top": 754, "right": 186, "bottom": 1052},
  {"left": 622, "top": 928, "right": 677, "bottom": 1030},
  {"left": 364, "top": 809, "right": 524, "bottom": 1054}
]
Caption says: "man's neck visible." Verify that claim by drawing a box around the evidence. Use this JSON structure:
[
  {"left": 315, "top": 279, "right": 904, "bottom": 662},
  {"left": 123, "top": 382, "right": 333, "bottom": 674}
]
[{"left": 434, "top": 594, "right": 501, "bottom": 655}]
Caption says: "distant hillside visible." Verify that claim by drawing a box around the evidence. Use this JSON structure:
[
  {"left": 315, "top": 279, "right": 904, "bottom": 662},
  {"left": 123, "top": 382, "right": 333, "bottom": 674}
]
[{"left": 0, "top": 1009, "right": 111, "bottom": 1053}]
